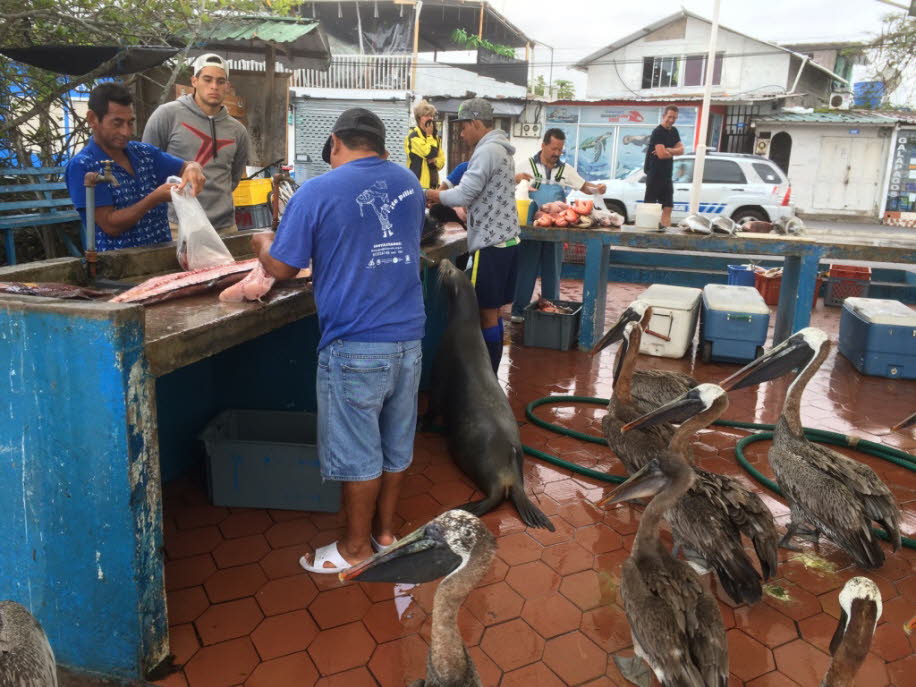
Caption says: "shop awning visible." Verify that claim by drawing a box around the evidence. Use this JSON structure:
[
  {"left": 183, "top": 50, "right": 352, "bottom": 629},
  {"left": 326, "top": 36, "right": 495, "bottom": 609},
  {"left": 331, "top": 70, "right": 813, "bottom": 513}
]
[{"left": 0, "top": 45, "right": 179, "bottom": 76}]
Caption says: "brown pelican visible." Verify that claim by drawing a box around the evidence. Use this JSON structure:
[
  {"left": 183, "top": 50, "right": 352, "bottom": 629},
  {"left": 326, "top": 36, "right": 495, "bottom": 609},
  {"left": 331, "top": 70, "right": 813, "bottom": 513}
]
[
  {"left": 822, "top": 577, "right": 881, "bottom": 687},
  {"left": 600, "top": 318, "right": 777, "bottom": 604},
  {"left": 592, "top": 301, "right": 698, "bottom": 406},
  {"left": 341, "top": 510, "right": 494, "bottom": 687},
  {"left": 0, "top": 601, "right": 58, "bottom": 686},
  {"left": 599, "top": 384, "right": 729, "bottom": 687},
  {"left": 601, "top": 320, "right": 678, "bottom": 475},
  {"left": 892, "top": 411, "right": 916, "bottom": 431},
  {"left": 721, "top": 328, "right": 901, "bottom": 568}
]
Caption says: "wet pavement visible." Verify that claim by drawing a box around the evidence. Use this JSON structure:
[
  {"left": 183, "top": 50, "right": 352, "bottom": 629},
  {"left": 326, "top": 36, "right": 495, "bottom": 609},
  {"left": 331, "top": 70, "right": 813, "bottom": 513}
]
[{"left": 155, "top": 280, "right": 916, "bottom": 687}]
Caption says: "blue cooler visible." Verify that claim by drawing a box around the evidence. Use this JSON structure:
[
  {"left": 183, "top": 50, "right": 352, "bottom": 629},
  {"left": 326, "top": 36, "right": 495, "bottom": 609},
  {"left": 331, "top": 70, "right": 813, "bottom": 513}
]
[
  {"left": 701, "top": 284, "right": 770, "bottom": 363},
  {"left": 839, "top": 297, "right": 916, "bottom": 379}
]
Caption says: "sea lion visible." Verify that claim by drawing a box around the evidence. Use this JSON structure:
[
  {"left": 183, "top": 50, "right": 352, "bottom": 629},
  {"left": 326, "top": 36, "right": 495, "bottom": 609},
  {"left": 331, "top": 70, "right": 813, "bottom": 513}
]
[{"left": 423, "top": 259, "right": 554, "bottom": 531}]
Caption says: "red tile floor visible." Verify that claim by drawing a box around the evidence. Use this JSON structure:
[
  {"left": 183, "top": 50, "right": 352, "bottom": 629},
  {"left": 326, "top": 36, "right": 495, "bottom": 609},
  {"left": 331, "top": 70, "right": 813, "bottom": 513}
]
[{"left": 155, "top": 280, "right": 916, "bottom": 687}]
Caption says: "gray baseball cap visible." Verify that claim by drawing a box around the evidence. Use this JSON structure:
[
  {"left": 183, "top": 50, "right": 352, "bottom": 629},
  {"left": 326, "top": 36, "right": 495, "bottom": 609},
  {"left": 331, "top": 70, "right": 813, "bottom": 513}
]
[{"left": 455, "top": 97, "right": 493, "bottom": 122}]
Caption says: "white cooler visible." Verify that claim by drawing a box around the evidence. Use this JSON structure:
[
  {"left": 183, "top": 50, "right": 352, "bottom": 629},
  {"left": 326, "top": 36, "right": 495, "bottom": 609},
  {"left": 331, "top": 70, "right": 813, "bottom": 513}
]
[{"left": 636, "top": 284, "right": 703, "bottom": 358}]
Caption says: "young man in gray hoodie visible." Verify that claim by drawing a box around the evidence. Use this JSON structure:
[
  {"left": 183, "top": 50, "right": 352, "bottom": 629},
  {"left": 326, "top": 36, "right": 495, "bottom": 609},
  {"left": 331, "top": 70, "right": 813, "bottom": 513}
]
[
  {"left": 426, "top": 97, "right": 518, "bottom": 374},
  {"left": 142, "top": 53, "right": 250, "bottom": 234}
]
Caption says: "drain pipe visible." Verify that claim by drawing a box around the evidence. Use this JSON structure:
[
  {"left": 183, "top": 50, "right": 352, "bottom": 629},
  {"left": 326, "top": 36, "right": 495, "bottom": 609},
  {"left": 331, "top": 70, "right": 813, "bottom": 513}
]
[{"left": 83, "top": 160, "right": 119, "bottom": 281}]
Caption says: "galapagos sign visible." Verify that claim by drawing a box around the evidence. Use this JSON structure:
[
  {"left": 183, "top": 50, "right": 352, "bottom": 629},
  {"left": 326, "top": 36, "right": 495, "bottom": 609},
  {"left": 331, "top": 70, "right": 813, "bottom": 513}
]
[{"left": 883, "top": 128, "right": 916, "bottom": 227}]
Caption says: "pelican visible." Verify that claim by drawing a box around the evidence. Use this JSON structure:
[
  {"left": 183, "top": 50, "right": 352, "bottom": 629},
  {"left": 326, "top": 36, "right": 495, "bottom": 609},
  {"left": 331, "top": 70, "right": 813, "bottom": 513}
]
[
  {"left": 592, "top": 301, "right": 698, "bottom": 407},
  {"left": 721, "top": 328, "right": 901, "bottom": 568},
  {"left": 822, "top": 577, "right": 882, "bottom": 687},
  {"left": 0, "top": 601, "right": 58, "bottom": 686},
  {"left": 599, "top": 384, "right": 729, "bottom": 687},
  {"left": 597, "top": 313, "right": 777, "bottom": 604},
  {"left": 341, "top": 510, "right": 494, "bottom": 687},
  {"left": 892, "top": 411, "right": 916, "bottom": 431}
]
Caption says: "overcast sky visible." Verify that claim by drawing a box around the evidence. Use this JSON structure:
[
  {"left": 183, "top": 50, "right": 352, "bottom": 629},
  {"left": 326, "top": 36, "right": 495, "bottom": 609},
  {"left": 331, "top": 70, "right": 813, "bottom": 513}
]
[{"left": 490, "top": 0, "right": 908, "bottom": 99}]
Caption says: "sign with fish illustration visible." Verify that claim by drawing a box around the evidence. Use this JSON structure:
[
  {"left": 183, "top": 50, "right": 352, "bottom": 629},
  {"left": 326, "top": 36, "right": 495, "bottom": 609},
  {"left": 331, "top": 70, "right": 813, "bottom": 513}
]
[{"left": 581, "top": 107, "right": 660, "bottom": 125}]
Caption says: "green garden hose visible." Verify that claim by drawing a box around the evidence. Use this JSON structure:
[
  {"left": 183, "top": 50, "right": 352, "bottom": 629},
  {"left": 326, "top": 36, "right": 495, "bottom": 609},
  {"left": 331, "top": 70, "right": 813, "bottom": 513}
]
[{"left": 523, "top": 395, "right": 916, "bottom": 549}]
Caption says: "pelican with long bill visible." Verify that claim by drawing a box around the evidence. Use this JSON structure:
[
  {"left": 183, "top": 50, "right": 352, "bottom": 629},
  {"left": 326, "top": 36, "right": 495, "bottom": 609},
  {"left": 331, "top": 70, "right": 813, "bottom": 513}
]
[
  {"left": 340, "top": 510, "right": 495, "bottom": 687},
  {"left": 719, "top": 328, "right": 825, "bottom": 391}
]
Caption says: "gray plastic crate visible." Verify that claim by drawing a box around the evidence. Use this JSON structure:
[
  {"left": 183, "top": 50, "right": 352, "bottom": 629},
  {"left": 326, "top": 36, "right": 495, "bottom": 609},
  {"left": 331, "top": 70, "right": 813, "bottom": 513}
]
[
  {"left": 200, "top": 409, "right": 340, "bottom": 512},
  {"left": 522, "top": 300, "right": 582, "bottom": 351}
]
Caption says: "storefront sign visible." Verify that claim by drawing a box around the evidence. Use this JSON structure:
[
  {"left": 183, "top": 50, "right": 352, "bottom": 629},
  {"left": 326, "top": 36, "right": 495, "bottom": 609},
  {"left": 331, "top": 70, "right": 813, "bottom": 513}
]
[{"left": 885, "top": 128, "right": 916, "bottom": 214}]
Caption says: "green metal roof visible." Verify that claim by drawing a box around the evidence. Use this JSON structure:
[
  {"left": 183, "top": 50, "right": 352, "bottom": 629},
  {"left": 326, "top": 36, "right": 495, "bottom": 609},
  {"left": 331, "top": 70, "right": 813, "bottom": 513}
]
[
  {"left": 197, "top": 15, "right": 320, "bottom": 44},
  {"left": 754, "top": 111, "right": 898, "bottom": 125}
]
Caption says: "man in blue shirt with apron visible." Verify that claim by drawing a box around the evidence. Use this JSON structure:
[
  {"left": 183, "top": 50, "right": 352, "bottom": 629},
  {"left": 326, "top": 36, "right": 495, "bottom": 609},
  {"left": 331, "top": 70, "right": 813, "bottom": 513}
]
[{"left": 512, "top": 128, "right": 605, "bottom": 322}]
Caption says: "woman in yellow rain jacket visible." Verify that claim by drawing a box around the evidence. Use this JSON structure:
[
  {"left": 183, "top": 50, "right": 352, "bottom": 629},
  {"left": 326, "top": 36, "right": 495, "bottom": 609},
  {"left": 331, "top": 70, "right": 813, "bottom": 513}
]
[{"left": 404, "top": 99, "right": 445, "bottom": 189}]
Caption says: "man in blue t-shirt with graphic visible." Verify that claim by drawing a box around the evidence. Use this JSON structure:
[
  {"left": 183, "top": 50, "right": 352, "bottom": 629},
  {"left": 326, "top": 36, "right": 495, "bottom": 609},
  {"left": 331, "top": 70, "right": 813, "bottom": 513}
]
[
  {"left": 66, "top": 82, "right": 205, "bottom": 251},
  {"left": 251, "top": 108, "right": 426, "bottom": 574}
]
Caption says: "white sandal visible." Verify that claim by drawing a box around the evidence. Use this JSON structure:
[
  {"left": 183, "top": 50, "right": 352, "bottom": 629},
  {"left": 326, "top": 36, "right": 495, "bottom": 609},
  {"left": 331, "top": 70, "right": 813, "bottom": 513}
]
[{"left": 299, "top": 541, "right": 352, "bottom": 574}]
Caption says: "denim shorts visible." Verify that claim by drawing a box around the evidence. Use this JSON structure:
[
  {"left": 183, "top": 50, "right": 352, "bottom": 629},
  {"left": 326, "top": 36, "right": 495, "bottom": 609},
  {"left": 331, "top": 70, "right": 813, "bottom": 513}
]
[{"left": 316, "top": 339, "right": 422, "bottom": 481}]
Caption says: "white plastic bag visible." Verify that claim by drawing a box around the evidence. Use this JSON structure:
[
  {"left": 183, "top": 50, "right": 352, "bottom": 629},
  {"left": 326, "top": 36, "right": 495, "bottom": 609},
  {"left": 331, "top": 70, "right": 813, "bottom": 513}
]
[
  {"left": 591, "top": 191, "right": 608, "bottom": 212},
  {"left": 168, "top": 176, "right": 235, "bottom": 271}
]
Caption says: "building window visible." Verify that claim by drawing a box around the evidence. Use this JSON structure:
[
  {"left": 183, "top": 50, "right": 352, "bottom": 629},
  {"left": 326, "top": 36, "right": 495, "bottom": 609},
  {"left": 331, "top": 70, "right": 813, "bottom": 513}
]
[
  {"left": 683, "top": 53, "right": 723, "bottom": 86},
  {"left": 642, "top": 56, "right": 680, "bottom": 89}
]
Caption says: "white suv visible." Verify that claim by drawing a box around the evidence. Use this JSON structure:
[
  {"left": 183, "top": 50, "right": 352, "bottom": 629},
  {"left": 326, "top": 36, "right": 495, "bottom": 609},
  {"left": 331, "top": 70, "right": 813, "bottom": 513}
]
[{"left": 571, "top": 153, "right": 795, "bottom": 226}]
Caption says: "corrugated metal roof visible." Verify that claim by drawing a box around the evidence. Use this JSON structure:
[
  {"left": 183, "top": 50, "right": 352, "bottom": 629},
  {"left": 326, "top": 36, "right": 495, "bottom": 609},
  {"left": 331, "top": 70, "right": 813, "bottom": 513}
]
[
  {"left": 199, "top": 15, "right": 320, "bottom": 44},
  {"left": 754, "top": 111, "right": 898, "bottom": 124}
]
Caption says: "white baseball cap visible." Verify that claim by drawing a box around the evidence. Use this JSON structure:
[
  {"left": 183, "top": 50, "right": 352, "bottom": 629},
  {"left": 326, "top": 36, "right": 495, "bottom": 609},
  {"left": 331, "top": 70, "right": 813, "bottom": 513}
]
[{"left": 192, "top": 53, "right": 229, "bottom": 78}]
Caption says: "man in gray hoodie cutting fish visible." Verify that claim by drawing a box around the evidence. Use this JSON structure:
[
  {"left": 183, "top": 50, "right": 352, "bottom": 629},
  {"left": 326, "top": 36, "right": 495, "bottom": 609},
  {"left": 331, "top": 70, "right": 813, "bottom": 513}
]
[
  {"left": 143, "top": 53, "right": 250, "bottom": 235},
  {"left": 425, "top": 97, "right": 518, "bottom": 374}
]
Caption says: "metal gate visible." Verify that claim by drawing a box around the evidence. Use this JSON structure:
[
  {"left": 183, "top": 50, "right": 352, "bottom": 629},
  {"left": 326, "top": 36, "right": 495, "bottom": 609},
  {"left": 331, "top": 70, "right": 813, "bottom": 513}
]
[
  {"left": 293, "top": 98, "right": 411, "bottom": 180},
  {"left": 722, "top": 105, "right": 758, "bottom": 154}
]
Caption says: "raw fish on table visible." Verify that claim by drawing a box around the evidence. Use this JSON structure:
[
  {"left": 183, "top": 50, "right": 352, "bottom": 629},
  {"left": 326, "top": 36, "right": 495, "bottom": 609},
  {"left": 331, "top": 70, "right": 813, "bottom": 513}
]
[
  {"left": 0, "top": 281, "right": 112, "bottom": 300},
  {"left": 111, "top": 259, "right": 258, "bottom": 305},
  {"left": 219, "top": 262, "right": 276, "bottom": 302}
]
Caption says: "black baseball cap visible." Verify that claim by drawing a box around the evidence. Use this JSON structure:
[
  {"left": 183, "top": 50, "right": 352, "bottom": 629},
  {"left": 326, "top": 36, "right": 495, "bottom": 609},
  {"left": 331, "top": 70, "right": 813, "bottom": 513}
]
[{"left": 321, "top": 108, "right": 386, "bottom": 164}]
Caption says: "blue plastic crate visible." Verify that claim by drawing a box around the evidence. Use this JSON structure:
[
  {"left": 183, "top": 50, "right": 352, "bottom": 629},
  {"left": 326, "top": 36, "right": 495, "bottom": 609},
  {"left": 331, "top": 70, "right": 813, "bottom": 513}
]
[
  {"left": 839, "top": 298, "right": 916, "bottom": 379},
  {"left": 700, "top": 284, "right": 770, "bottom": 363}
]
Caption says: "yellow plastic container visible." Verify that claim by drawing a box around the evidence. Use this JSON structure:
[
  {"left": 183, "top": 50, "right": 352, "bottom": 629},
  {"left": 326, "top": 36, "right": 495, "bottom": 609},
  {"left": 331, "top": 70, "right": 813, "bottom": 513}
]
[
  {"left": 516, "top": 198, "right": 532, "bottom": 226},
  {"left": 232, "top": 178, "right": 273, "bottom": 207}
]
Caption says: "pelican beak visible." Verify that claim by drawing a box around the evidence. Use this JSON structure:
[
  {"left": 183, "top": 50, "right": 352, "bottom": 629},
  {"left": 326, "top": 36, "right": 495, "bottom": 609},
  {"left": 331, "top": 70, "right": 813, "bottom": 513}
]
[
  {"left": 892, "top": 411, "right": 916, "bottom": 432},
  {"left": 591, "top": 306, "right": 642, "bottom": 355},
  {"left": 719, "top": 334, "right": 814, "bottom": 391},
  {"left": 597, "top": 459, "right": 666, "bottom": 507},
  {"left": 620, "top": 387, "right": 708, "bottom": 433},
  {"left": 339, "top": 522, "right": 462, "bottom": 584},
  {"left": 612, "top": 333, "right": 630, "bottom": 387}
]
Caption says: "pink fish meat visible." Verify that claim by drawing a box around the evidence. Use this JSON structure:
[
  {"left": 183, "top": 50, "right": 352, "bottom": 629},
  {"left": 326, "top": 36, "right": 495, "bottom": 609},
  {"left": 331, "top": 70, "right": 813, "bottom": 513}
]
[
  {"left": 219, "top": 262, "right": 276, "bottom": 303},
  {"left": 111, "top": 259, "right": 258, "bottom": 305},
  {"left": 0, "top": 281, "right": 112, "bottom": 300}
]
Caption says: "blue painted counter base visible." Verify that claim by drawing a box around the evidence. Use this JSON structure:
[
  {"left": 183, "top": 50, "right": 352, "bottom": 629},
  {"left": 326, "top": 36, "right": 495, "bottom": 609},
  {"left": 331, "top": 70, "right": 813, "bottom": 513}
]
[{"left": 0, "top": 300, "right": 165, "bottom": 679}]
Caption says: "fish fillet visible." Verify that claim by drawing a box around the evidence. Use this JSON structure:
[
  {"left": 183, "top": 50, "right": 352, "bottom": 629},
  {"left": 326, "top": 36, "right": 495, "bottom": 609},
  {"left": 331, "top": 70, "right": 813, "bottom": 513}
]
[
  {"left": 111, "top": 259, "right": 258, "bottom": 305},
  {"left": 219, "top": 262, "right": 276, "bottom": 302}
]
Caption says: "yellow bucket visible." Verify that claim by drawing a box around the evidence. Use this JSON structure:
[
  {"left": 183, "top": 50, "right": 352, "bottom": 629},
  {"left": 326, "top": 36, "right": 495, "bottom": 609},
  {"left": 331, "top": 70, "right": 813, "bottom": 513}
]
[
  {"left": 232, "top": 178, "right": 273, "bottom": 207},
  {"left": 516, "top": 198, "right": 532, "bottom": 226}
]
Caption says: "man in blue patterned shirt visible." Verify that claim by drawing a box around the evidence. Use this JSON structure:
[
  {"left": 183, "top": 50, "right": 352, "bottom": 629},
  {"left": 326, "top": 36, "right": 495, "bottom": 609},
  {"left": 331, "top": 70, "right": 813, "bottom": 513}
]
[{"left": 66, "top": 83, "right": 205, "bottom": 251}]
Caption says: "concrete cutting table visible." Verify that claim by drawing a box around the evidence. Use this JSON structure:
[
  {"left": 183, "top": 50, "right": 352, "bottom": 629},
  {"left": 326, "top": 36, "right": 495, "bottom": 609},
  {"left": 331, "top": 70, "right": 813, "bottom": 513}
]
[
  {"left": 0, "top": 229, "right": 467, "bottom": 680},
  {"left": 521, "top": 225, "right": 916, "bottom": 350}
]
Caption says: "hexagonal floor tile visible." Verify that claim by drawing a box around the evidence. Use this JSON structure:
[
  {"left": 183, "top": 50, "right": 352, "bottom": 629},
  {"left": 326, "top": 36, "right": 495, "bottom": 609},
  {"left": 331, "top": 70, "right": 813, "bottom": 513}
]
[
  {"left": 309, "top": 584, "right": 372, "bottom": 629},
  {"left": 495, "top": 532, "right": 543, "bottom": 566},
  {"left": 579, "top": 605, "right": 632, "bottom": 654},
  {"left": 540, "top": 540, "right": 594, "bottom": 575},
  {"left": 314, "top": 667, "right": 377, "bottom": 687},
  {"left": 500, "top": 662, "right": 565, "bottom": 687},
  {"left": 541, "top": 631, "right": 606, "bottom": 685},
  {"left": 168, "top": 623, "right": 200, "bottom": 666},
  {"left": 183, "top": 637, "right": 260, "bottom": 687},
  {"left": 250, "top": 609, "right": 319, "bottom": 661},
  {"left": 367, "top": 634, "right": 429, "bottom": 687},
  {"left": 255, "top": 575, "right": 318, "bottom": 616},
  {"left": 167, "top": 586, "right": 210, "bottom": 626},
  {"left": 166, "top": 554, "right": 217, "bottom": 592},
  {"left": 212, "top": 535, "right": 271, "bottom": 569},
  {"left": 734, "top": 601, "right": 799, "bottom": 648},
  {"left": 244, "top": 651, "right": 318, "bottom": 687},
  {"left": 204, "top": 564, "right": 267, "bottom": 604},
  {"left": 726, "top": 628, "right": 776, "bottom": 682},
  {"left": 464, "top": 581, "right": 524, "bottom": 626},
  {"left": 195, "top": 598, "right": 264, "bottom": 646},
  {"left": 521, "top": 594, "right": 581, "bottom": 639},
  {"left": 480, "top": 618, "right": 544, "bottom": 672},
  {"left": 264, "top": 518, "right": 318, "bottom": 549},
  {"left": 219, "top": 510, "right": 273, "bottom": 539},
  {"left": 307, "top": 621, "right": 376, "bottom": 675},
  {"left": 505, "top": 560, "right": 561, "bottom": 599},
  {"left": 362, "top": 598, "right": 427, "bottom": 644},
  {"left": 558, "top": 569, "right": 614, "bottom": 611}
]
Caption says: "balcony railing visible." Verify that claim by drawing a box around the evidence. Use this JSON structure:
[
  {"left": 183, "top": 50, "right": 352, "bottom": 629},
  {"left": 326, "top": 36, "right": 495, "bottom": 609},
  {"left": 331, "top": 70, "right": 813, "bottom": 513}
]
[{"left": 228, "top": 55, "right": 413, "bottom": 91}]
